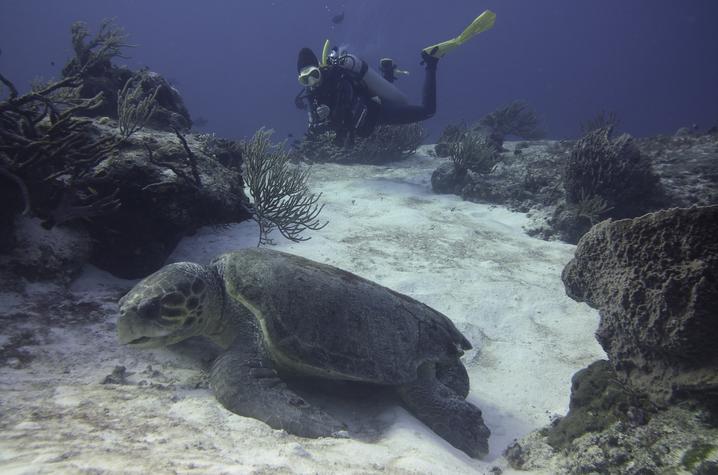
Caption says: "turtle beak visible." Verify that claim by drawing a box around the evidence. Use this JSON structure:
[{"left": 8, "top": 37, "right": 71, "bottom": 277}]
[
  {"left": 116, "top": 313, "right": 138, "bottom": 345},
  {"left": 116, "top": 308, "right": 174, "bottom": 347}
]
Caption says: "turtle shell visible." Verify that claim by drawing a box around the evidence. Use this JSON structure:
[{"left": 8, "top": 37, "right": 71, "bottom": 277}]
[{"left": 212, "top": 248, "right": 471, "bottom": 385}]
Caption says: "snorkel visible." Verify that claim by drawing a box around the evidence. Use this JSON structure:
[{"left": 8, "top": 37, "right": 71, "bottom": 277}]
[{"left": 321, "top": 39, "right": 330, "bottom": 66}]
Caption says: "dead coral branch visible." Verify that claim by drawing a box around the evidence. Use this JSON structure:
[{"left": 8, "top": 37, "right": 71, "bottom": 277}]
[
  {"left": 65, "top": 19, "right": 133, "bottom": 76},
  {"left": 0, "top": 69, "right": 120, "bottom": 225},
  {"left": 172, "top": 127, "right": 202, "bottom": 187}
]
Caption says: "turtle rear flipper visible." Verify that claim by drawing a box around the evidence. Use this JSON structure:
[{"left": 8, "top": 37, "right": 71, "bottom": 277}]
[
  {"left": 397, "top": 362, "right": 490, "bottom": 459},
  {"left": 210, "top": 343, "right": 346, "bottom": 438}
]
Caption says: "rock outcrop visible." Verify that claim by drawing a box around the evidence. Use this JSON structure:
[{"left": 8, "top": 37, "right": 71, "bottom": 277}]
[
  {"left": 562, "top": 205, "right": 718, "bottom": 406},
  {"left": 80, "top": 125, "right": 251, "bottom": 278},
  {"left": 505, "top": 205, "right": 718, "bottom": 474}
]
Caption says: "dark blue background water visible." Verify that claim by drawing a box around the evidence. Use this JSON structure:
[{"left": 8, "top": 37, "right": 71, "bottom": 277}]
[{"left": 2, "top": 0, "right": 717, "bottom": 141}]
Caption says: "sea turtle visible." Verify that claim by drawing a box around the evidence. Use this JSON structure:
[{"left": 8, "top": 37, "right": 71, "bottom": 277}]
[{"left": 117, "top": 248, "right": 490, "bottom": 458}]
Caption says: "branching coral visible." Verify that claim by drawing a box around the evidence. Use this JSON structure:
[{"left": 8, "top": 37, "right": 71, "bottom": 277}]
[
  {"left": 0, "top": 21, "right": 129, "bottom": 231},
  {"left": 449, "top": 131, "right": 501, "bottom": 174},
  {"left": 118, "top": 75, "right": 159, "bottom": 139},
  {"left": 296, "top": 123, "right": 425, "bottom": 164},
  {"left": 564, "top": 127, "right": 661, "bottom": 219},
  {"left": 243, "top": 129, "right": 327, "bottom": 245},
  {"left": 62, "top": 20, "right": 133, "bottom": 78},
  {"left": 478, "top": 101, "right": 544, "bottom": 141},
  {"left": 435, "top": 122, "right": 468, "bottom": 157},
  {"left": 568, "top": 188, "right": 614, "bottom": 225},
  {"left": 580, "top": 111, "right": 621, "bottom": 135},
  {"left": 435, "top": 102, "right": 543, "bottom": 159}
]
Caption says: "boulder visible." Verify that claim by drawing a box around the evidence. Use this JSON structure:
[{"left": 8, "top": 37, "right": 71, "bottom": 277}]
[
  {"left": 562, "top": 206, "right": 718, "bottom": 406},
  {"left": 77, "top": 123, "right": 251, "bottom": 278},
  {"left": 430, "top": 162, "right": 465, "bottom": 194},
  {"left": 63, "top": 56, "right": 192, "bottom": 132}
]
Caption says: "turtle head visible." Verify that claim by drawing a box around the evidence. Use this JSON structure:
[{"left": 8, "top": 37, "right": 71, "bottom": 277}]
[{"left": 117, "top": 262, "right": 223, "bottom": 348}]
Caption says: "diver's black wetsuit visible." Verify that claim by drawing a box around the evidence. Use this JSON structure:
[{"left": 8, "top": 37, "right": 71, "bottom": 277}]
[
  {"left": 298, "top": 55, "right": 437, "bottom": 145},
  {"left": 377, "top": 55, "right": 437, "bottom": 126}
]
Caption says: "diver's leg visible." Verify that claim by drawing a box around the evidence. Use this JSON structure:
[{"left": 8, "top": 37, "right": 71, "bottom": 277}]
[
  {"left": 378, "top": 54, "right": 438, "bottom": 125},
  {"left": 420, "top": 52, "right": 438, "bottom": 116}
]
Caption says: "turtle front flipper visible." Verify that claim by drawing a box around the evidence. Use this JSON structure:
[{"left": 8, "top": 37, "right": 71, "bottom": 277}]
[
  {"left": 436, "top": 358, "right": 470, "bottom": 399},
  {"left": 210, "top": 344, "right": 347, "bottom": 438},
  {"left": 397, "top": 362, "right": 490, "bottom": 459}
]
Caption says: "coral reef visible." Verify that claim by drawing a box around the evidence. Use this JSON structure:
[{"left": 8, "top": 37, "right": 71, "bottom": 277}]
[
  {"left": 579, "top": 110, "right": 621, "bottom": 135},
  {"left": 433, "top": 101, "right": 543, "bottom": 159},
  {"left": 430, "top": 130, "right": 503, "bottom": 195},
  {"left": 431, "top": 102, "right": 548, "bottom": 207},
  {"left": 0, "top": 21, "right": 251, "bottom": 279},
  {"left": 563, "top": 127, "right": 663, "bottom": 219},
  {"left": 638, "top": 131, "right": 718, "bottom": 208},
  {"left": 0, "top": 44, "right": 122, "bottom": 246},
  {"left": 435, "top": 121, "right": 467, "bottom": 158},
  {"left": 506, "top": 389, "right": 718, "bottom": 474},
  {"left": 84, "top": 124, "right": 250, "bottom": 277},
  {"left": 477, "top": 101, "right": 545, "bottom": 142},
  {"left": 432, "top": 140, "right": 568, "bottom": 213},
  {"left": 60, "top": 21, "right": 191, "bottom": 131},
  {"left": 544, "top": 361, "right": 654, "bottom": 451},
  {"left": 295, "top": 123, "right": 425, "bottom": 164},
  {"left": 433, "top": 127, "right": 718, "bottom": 244},
  {"left": 553, "top": 127, "right": 666, "bottom": 242},
  {"left": 448, "top": 131, "right": 501, "bottom": 174},
  {"left": 431, "top": 110, "right": 718, "bottom": 244}
]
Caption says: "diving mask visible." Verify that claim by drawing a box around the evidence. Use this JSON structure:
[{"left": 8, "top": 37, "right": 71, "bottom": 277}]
[{"left": 298, "top": 66, "right": 322, "bottom": 87}]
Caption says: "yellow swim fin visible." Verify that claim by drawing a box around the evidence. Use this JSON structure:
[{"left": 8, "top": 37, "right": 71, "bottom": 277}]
[{"left": 423, "top": 10, "right": 496, "bottom": 58}]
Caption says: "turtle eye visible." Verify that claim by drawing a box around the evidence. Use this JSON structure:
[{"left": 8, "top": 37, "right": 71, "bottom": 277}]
[
  {"left": 161, "top": 307, "right": 185, "bottom": 321},
  {"left": 137, "top": 298, "right": 161, "bottom": 320},
  {"left": 161, "top": 292, "right": 185, "bottom": 307}
]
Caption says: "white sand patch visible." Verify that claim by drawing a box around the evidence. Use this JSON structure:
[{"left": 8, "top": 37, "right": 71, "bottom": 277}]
[{"left": 0, "top": 147, "right": 603, "bottom": 474}]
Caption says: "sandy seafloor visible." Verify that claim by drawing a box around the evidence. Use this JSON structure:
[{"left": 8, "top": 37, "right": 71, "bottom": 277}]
[{"left": 0, "top": 146, "right": 604, "bottom": 474}]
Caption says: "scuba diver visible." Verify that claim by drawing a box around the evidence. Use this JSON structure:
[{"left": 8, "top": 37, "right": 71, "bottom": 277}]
[{"left": 295, "top": 10, "right": 496, "bottom": 147}]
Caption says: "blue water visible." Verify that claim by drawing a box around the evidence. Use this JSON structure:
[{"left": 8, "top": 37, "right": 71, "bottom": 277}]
[{"left": 1, "top": 0, "right": 716, "bottom": 140}]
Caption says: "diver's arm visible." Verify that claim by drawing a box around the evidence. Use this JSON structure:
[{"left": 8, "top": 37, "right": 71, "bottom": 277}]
[
  {"left": 295, "top": 88, "right": 328, "bottom": 131},
  {"left": 306, "top": 98, "right": 331, "bottom": 134}
]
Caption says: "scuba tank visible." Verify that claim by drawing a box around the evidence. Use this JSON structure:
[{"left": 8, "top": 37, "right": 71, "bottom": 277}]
[{"left": 326, "top": 49, "right": 409, "bottom": 107}]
